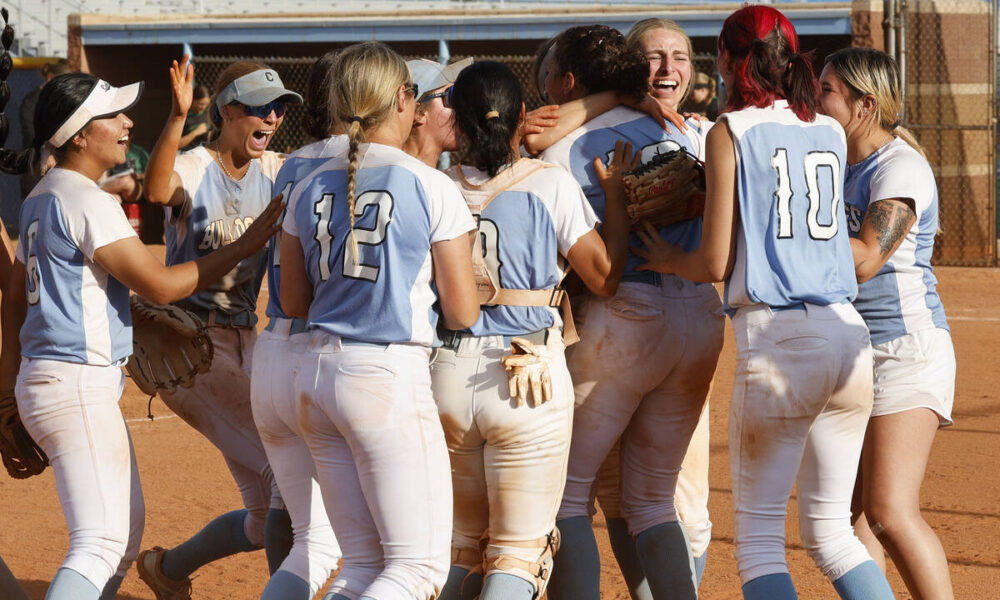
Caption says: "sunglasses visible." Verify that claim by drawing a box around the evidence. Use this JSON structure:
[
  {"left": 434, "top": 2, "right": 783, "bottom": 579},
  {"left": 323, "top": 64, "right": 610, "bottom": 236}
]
[
  {"left": 419, "top": 85, "right": 455, "bottom": 108},
  {"left": 233, "top": 100, "right": 288, "bottom": 119}
]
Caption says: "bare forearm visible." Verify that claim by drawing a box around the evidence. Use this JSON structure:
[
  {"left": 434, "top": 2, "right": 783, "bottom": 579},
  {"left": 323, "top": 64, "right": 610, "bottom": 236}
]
[
  {"left": 0, "top": 275, "right": 26, "bottom": 392},
  {"left": 146, "top": 115, "right": 186, "bottom": 205},
  {"left": 595, "top": 197, "right": 629, "bottom": 295},
  {"left": 523, "top": 92, "right": 618, "bottom": 155}
]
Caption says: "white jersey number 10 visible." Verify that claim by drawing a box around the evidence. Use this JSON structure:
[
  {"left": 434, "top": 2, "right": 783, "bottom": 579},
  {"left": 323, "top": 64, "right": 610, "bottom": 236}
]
[
  {"left": 313, "top": 190, "right": 394, "bottom": 282},
  {"left": 771, "top": 149, "right": 842, "bottom": 241}
]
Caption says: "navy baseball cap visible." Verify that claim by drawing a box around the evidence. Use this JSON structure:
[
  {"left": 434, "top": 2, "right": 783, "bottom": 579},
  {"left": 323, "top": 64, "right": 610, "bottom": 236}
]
[{"left": 216, "top": 69, "right": 303, "bottom": 108}]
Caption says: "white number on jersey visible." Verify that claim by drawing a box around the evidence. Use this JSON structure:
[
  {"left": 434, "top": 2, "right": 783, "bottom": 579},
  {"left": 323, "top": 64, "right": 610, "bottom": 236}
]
[
  {"left": 312, "top": 191, "right": 395, "bottom": 283},
  {"left": 24, "top": 220, "right": 40, "bottom": 305},
  {"left": 477, "top": 217, "right": 503, "bottom": 287},
  {"left": 771, "top": 148, "right": 842, "bottom": 240}
]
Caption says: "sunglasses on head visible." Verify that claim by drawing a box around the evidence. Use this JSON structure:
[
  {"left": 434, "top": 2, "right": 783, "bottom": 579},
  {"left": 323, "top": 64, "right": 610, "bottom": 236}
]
[
  {"left": 233, "top": 99, "right": 288, "bottom": 119},
  {"left": 419, "top": 85, "right": 455, "bottom": 108}
]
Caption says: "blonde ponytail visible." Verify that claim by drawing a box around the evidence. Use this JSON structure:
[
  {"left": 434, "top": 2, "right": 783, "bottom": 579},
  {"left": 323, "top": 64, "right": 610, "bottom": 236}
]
[{"left": 327, "top": 42, "right": 411, "bottom": 266}]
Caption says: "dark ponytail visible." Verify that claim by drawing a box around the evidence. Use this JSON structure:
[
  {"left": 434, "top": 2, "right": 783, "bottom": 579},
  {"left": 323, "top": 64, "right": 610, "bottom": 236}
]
[
  {"left": 451, "top": 61, "right": 522, "bottom": 178},
  {"left": 303, "top": 50, "right": 339, "bottom": 141},
  {"left": 33, "top": 73, "right": 100, "bottom": 153},
  {"left": 0, "top": 9, "right": 34, "bottom": 174},
  {"left": 551, "top": 25, "right": 649, "bottom": 101},
  {"left": 719, "top": 5, "right": 818, "bottom": 122}
]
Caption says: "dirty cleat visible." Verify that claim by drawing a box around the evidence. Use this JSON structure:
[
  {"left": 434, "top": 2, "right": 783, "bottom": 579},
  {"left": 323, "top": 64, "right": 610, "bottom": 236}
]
[{"left": 136, "top": 546, "right": 192, "bottom": 600}]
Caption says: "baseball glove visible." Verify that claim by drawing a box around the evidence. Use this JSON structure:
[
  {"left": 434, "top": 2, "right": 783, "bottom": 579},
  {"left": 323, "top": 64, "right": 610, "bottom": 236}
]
[
  {"left": 501, "top": 337, "right": 553, "bottom": 407},
  {"left": 0, "top": 393, "right": 48, "bottom": 479},
  {"left": 125, "top": 296, "right": 214, "bottom": 398},
  {"left": 622, "top": 148, "right": 706, "bottom": 230}
]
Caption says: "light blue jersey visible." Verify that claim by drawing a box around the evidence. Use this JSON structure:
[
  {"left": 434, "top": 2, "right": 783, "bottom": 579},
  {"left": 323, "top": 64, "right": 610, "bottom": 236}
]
[
  {"left": 541, "top": 106, "right": 705, "bottom": 276},
  {"left": 265, "top": 136, "right": 348, "bottom": 319},
  {"left": 283, "top": 143, "right": 475, "bottom": 346},
  {"left": 724, "top": 101, "right": 857, "bottom": 310},
  {"left": 165, "top": 146, "right": 283, "bottom": 320},
  {"left": 448, "top": 161, "right": 598, "bottom": 337},
  {"left": 844, "top": 137, "right": 948, "bottom": 344},
  {"left": 16, "top": 168, "right": 137, "bottom": 365}
]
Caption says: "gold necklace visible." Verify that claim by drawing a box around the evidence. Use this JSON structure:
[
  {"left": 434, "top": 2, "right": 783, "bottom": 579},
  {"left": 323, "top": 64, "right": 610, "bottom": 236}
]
[{"left": 214, "top": 149, "right": 239, "bottom": 181}]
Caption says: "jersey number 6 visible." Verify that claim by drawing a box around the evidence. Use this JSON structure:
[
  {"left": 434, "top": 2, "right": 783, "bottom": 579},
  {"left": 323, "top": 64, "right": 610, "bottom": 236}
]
[
  {"left": 313, "top": 190, "right": 395, "bottom": 283},
  {"left": 771, "top": 149, "right": 842, "bottom": 241}
]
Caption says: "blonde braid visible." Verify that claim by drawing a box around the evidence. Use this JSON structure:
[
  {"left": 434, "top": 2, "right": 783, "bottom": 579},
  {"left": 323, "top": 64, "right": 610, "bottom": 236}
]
[{"left": 346, "top": 118, "right": 363, "bottom": 263}]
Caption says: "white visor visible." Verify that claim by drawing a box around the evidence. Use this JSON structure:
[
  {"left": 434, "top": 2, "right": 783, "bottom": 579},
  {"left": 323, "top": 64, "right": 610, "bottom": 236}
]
[{"left": 48, "top": 79, "right": 144, "bottom": 148}]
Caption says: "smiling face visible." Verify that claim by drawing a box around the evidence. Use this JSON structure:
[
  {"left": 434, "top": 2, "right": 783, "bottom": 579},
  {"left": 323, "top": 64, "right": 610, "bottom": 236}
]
[
  {"left": 81, "top": 112, "right": 133, "bottom": 170},
  {"left": 218, "top": 103, "right": 284, "bottom": 159},
  {"left": 639, "top": 28, "right": 692, "bottom": 110}
]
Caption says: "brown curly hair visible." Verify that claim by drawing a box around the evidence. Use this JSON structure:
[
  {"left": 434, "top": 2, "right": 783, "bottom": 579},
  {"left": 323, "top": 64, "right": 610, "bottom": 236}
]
[{"left": 550, "top": 25, "right": 649, "bottom": 101}]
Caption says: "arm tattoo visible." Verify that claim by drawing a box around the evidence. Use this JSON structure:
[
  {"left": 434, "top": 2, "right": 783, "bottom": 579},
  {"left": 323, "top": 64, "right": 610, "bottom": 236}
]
[{"left": 866, "top": 200, "right": 916, "bottom": 257}]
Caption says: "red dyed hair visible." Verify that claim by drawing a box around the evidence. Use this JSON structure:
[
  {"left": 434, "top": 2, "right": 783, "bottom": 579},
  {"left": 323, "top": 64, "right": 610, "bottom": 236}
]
[{"left": 718, "top": 5, "right": 818, "bottom": 121}]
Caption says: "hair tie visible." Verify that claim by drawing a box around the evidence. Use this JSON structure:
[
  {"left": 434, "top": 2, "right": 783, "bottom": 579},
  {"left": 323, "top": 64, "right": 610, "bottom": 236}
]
[
  {"left": 348, "top": 116, "right": 364, "bottom": 125},
  {"left": 890, "top": 120, "right": 901, "bottom": 130},
  {"left": 484, "top": 110, "right": 500, "bottom": 121}
]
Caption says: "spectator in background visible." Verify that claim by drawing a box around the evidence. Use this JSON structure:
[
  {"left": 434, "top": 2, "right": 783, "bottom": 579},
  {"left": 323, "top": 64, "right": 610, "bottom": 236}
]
[
  {"left": 683, "top": 72, "right": 719, "bottom": 121},
  {"left": 180, "top": 84, "right": 212, "bottom": 150},
  {"left": 19, "top": 58, "right": 73, "bottom": 199}
]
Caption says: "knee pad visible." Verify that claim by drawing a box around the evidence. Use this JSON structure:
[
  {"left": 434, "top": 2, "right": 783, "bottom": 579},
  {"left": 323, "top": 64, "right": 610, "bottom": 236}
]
[{"left": 484, "top": 527, "right": 561, "bottom": 599}]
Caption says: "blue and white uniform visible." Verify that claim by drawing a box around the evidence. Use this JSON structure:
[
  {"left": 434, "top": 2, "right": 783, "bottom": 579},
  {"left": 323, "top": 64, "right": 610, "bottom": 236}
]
[
  {"left": 283, "top": 142, "right": 474, "bottom": 600},
  {"left": 540, "top": 107, "right": 724, "bottom": 577},
  {"left": 721, "top": 101, "right": 879, "bottom": 589},
  {"left": 844, "top": 136, "right": 955, "bottom": 425},
  {"left": 432, "top": 160, "right": 596, "bottom": 597},
  {"left": 14, "top": 167, "right": 145, "bottom": 592},
  {"left": 159, "top": 146, "right": 285, "bottom": 550},
  {"left": 251, "top": 136, "right": 347, "bottom": 598}
]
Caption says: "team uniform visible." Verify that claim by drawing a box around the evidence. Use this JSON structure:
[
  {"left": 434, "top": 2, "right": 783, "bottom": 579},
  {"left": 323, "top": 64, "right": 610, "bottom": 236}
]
[
  {"left": 721, "top": 101, "right": 882, "bottom": 591},
  {"left": 432, "top": 159, "right": 596, "bottom": 597},
  {"left": 843, "top": 137, "right": 955, "bottom": 424},
  {"left": 541, "top": 107, "right": 723, "bottom": 576},
  {"left": 160, "top": 145, "right": 284, "bottom": 548},
  {"left": 14, "top": 168, "right": 144, "bottom": 594},
  {"left": 251, "top": 136, "right": 348, "bottom": 597},
  {"left": 283, "top": 142, "right": 475, "bottom": 600}
]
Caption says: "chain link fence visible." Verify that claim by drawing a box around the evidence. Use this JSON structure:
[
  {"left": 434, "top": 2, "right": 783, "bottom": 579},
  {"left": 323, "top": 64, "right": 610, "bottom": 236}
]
[
  {"left": 192, "top": 52, "right": 719, "bottom": 155},
  {"left": 895, "top": 0, "right": 996, "bottom": 266}
]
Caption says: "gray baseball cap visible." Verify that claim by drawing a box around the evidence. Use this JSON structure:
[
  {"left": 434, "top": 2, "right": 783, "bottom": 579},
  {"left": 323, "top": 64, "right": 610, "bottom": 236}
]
[
  {"left": 407, "top": 57, "right": 473, "bottom": 99},
  {"left": 215, "top": 69, "right": 303, "bottom": 108}
]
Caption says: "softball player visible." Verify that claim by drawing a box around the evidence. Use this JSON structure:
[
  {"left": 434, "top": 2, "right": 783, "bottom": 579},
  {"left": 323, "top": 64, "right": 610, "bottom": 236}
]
[
  {"left": 538, "top": 24, "right": 723, "bottom": 599},
  {"left": 820, "top": 48, "right": 956, "bottom": 599},
  {"left": 252, "top": 50, "right": 345, "bottom": 600},
  {"left": 403, "top": 57, "right": 472, "bottom": 168},
  {"left": 633, "top": 6, "right": 894, "bottom": 599},
  {"left": 137, "top": 57, "right": 301, "bottom": 597},
  {"left": 0, "top": 72, "right": 280, "bottom": 600},
  {"left": 279, "top": 41, "right": 479, "bottom": 600},
  {"left": 432, "top": 61, "right": 631, "bottom": 600}
]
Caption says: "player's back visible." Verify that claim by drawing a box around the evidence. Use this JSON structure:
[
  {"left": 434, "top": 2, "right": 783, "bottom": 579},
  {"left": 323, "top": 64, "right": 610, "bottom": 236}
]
[
  {"left": 265, "top": 135, "right": 349, "bottom": 320},
  {"left": 287, "top": 142, "right": 469, "bottom": 345},
  {"left": 724, "top": 101, "right": 857, "bottom": 310}
]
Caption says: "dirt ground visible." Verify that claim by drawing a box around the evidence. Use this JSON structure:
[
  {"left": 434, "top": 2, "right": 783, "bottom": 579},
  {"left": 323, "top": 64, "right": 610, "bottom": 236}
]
[{"left": 1, "top": 260, "right": 998, "bottom": 599}]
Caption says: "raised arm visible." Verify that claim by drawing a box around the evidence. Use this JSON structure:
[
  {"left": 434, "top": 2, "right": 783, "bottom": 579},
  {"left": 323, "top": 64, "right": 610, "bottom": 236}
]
[
  {"left": 633, "top": 120, "right": 739, "bottom": 283},
  {"left": 95, "top": 192, "right": 284, "bottom": 304},
  {"left": 146, "top": 56, "right": 195, "bottom": 207},
  {"left": 565, "top": 140, "right": 637, "bottom": 296},
  {"left": 849, "top": 198, "right": 916, "bottom": 283}
]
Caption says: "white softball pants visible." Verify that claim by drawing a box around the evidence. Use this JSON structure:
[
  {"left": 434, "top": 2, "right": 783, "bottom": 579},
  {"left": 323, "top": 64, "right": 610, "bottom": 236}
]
[
  {"left": 16, "top": 358, "right": 144, "bottom": 591},
  {"left": 296, "top": 331, "right": 451, "bottom": 600},
  {"left": 251, "top": 319, "right": 341, "bottom": 595},
  {"left": 559, "top": 279, "right": 724, "bottom": 537},
  {"left": 431, "top": 333, "right": 573, "bottom": 579},
  {"left": 730, "top": 302, "right": 875, "bottom": 584},
  {"left": 160, "top": 326, "right": 282, "bottom": 547}
]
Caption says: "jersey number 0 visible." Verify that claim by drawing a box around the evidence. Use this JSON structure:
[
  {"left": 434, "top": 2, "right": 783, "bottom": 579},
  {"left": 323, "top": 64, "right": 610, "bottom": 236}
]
[{"left": 313, "top": 190, "right": 394, "bottom": 282}]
